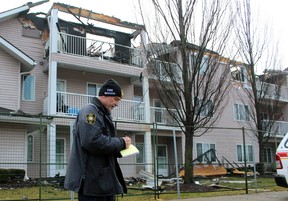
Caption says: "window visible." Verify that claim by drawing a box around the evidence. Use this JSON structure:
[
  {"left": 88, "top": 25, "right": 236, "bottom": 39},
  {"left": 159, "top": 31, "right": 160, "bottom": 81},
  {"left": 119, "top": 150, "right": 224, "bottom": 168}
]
[
  {"left": 233, "top": 103, "right": 250, "bottom": 121},
  {"left": 22, "top": 75, "right": 35, "bottom": 101},
  {"left": 57, "top": 80, "right": 67, "bottom": 113},
  {"left": 231, "top": 66, "right": 246, "bottom": 82},
  {"left": 196, "top": 143, "right": 216, "bottom": 162},
  {"left": 58, "top": 28, "right": 67, "bottom": 52},
  {"left": 237, "top": 144, "right": 253, "bottom": 162},
  {"left": 56, "top": 139, "right": 65, "bottom": 170},
  {"left": 264, "top": 148, "right": 273, "bottom": 163},
  {"left": 191, "top": 55, "right": 209, "bottom": 75},
  {"left": 195, "top": 97, "right": 213, "bottom": 117},
  {"left": 27, "top": 135, "right": 33, "bottom": 162},
  {"left": 87, "top": 83, "right": 102, "bottom": 102},
  {"left": 154, "top": 60, "right": 180, "bottom": 82},
  {"left": 133, "top": 96, "right": 144, "bottom": 121},
  {"left": 136, "top": 143, "right": 145, "bottom": 164},
  {"left": 154, "top": 99, "right": 163, "bottom": 123}
]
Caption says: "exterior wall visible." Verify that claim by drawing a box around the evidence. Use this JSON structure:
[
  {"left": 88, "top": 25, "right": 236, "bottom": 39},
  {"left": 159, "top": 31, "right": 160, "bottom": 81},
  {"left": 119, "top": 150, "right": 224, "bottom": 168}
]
[
  {"left": 0, "top": 18, "right": 48, "bottom": 114},
  {"left": 27, "top": 129, "right": 48, "bottom": 178},
  {"left": 193, "top": 128, "right": 259, "bottom": 164},
  {"left": 0, "top": 49, "right": 20, "bottom": 111},
  {"left": 19, "top": 25, "right": 49, "bottom": 115},
  {"left": 0, "top": 123, "right": 27, "bottom": 170},
  {"left": 0, "top": 19, "right": 23, "bottom": 111},
  {"left": 58, "top": 68, "right": 134, "bottom": 100}
]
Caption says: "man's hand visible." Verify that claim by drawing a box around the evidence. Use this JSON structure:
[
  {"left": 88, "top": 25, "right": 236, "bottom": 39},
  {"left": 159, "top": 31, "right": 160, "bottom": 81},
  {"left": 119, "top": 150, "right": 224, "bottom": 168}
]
[{"left": 122, "top": 136, "right": 131, "bottom": 149}]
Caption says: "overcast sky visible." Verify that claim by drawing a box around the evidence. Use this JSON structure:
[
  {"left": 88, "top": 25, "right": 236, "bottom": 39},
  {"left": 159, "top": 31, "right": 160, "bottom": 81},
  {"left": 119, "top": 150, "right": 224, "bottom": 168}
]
[{"left": 1, "top": 0, "right": 288, "bottom": 70}]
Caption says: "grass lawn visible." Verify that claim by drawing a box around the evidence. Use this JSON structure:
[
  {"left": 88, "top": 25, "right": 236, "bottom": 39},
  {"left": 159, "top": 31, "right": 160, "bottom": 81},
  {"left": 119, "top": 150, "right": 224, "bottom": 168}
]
[{"left": 0, "top": 175, "right": 286, "bottom": 201}]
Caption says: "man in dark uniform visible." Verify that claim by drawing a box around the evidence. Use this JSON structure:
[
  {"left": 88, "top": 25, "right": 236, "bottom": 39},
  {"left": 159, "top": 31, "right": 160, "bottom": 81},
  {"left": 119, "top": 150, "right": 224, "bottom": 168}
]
[{"left": 64, "top": 78, "right": 131, "bottom": 201}]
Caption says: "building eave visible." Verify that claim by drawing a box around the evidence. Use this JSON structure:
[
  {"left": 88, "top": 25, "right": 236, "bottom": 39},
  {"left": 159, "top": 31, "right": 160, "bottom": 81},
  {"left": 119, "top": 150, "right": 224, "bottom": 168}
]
[
  {"left": 0, "top": 0, "right": 49, "bottom": 23},
  {"left": 0, "top": 114, "right": 52, "bottom": 125},
  {"left": 0, "top": 36, "right": 36, "bottom": 72}
]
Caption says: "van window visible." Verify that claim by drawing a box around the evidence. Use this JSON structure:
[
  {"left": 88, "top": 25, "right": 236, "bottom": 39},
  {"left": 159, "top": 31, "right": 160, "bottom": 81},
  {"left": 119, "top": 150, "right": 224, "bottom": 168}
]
[{"left": 284, "top": 138, "right": 288, "bottom": 148}]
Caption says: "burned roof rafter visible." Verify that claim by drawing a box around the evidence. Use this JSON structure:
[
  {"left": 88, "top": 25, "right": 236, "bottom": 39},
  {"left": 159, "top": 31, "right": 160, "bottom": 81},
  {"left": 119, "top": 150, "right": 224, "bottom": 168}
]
[{"left": 49, "top": 3, "right": 145, "bottom": 32}]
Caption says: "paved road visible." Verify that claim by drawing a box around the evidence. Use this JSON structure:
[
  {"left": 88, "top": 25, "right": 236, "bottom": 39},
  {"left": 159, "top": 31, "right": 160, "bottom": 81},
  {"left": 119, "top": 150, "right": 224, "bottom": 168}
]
[{"left": 169, "top": 190, "right": 288, "bottom": 201}]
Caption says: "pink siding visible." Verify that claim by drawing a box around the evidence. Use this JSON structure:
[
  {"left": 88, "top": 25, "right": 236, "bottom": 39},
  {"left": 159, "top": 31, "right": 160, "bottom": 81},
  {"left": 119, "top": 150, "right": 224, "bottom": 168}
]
[
  {"left": 58, "top": 68, "right": 134, "bottom": 100},
  {"left": 0, "top": 19, "right": 48, "bottom": 114},
  {"left": 0, "top": 125, "right": 27, "bottom": 170},
  {"left": 0, "top": 49, "right": 20, "bottom": 111}
]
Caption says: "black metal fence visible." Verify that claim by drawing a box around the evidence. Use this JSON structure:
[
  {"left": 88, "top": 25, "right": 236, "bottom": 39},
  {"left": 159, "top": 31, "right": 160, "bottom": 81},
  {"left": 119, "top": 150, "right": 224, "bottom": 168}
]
[{"left": 0, "top": 113, "right": 278, "bottom": 200}]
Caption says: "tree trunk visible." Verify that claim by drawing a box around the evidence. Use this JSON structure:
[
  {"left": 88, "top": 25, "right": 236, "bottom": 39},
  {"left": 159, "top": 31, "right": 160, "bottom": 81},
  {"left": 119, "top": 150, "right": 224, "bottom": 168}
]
[{"left": 184, "top": 127, "right": 194, "bottom": 184}]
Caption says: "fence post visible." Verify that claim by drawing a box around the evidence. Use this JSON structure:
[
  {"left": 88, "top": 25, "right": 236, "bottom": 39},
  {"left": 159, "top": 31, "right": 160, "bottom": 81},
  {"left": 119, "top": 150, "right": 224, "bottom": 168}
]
[
  {"left": 253, "top": 130, "right": 258, "bottom": 193},
  {"left": 39, "top": 114, "right": 43, "bottom": 201},
  {"left": 173, "top": 129, "right": 180, "bottom": 199},
  {"left": 152, "top": 122, "right": 159, "bottom": 199},
  {"left": 242, "top": 127, "right": 248, "bottom": 194}
]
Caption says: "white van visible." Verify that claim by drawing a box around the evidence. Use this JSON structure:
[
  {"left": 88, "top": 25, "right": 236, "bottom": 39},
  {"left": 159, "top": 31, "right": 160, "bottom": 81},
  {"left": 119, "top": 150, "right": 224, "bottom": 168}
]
[{"left": 275, "top": 133, "right": 288, "bottom": 187}]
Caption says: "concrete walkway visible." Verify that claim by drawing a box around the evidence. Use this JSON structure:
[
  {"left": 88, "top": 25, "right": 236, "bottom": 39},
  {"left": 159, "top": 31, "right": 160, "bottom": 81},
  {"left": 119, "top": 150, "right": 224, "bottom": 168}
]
[{"left": 169, "top": 190, "right": 288, "bottom": 201}]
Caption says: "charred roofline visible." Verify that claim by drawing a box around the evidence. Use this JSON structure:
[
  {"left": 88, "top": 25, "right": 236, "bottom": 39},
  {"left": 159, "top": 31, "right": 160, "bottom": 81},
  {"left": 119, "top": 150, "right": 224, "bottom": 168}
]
[{"left": 48, "top": 3, "right": 146, "bottom": 32}]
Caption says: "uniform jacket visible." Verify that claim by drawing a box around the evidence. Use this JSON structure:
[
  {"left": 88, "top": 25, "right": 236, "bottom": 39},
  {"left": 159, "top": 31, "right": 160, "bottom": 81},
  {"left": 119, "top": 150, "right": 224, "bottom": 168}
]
[{"left": 64, "top": 97, "right": 127, "bottom": 196}]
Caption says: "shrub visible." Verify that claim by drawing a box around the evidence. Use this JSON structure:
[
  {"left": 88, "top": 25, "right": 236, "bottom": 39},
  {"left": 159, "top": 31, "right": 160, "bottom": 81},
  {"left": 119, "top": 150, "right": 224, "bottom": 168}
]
[{"left": 0, "top": 169, "right": 25, "bottom": 183}]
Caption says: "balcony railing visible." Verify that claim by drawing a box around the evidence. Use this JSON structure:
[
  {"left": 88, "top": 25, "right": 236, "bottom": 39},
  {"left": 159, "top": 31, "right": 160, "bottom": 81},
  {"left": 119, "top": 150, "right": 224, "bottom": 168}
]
[
  {"left": 257, "top": 81, "right": 288, "bottom": 102},
  {"left": 261, "top": 120, "right": 288, "bottom": 136},
  {"left": 44, "top": 92, "right": 184, "bottom": 125},
  {"left": 150, "top": 107, "right": 179, "bottom": 125},
  {"left": 51, "top": 92, "right": 145, "bottom": 122},
  {"left": 56, "top": 32, "right": 144, "bottom": 67}
]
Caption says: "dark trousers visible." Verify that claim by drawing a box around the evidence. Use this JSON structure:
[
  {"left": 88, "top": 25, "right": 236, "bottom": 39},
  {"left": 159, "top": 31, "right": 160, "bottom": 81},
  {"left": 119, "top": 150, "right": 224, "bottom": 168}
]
[{"left": 78, "top": 193, "right": 114, "bottom": 201}]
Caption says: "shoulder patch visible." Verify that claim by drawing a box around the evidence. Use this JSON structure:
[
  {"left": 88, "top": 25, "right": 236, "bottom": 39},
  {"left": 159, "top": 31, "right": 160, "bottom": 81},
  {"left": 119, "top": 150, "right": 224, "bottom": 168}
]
[{"left": 86, "top": 113, "right": 96, "bottom": 125}]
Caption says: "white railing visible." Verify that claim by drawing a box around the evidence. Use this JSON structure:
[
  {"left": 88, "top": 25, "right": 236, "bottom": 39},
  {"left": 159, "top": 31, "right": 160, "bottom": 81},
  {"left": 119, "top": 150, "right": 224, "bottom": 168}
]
[
  {"left": 57, "top": 32, "right": 144, "bottom": 67},
  {"left": 54, "top": 92, "right": 145, "bottom": 122},
  {"left": 261, "top": 120, "right": 288, "bottom": 136},
  {"left": 150, "top": 107, "right": 179, "bottom": 125},
  {"left": 112, "top": 100, "right": 145, "bottom": 122},
  {"left": 257, "top": 81, "right": 288, "bottom": 102},
  {"left": 45, "top": 92, "right": 181, "bottom": 124}
]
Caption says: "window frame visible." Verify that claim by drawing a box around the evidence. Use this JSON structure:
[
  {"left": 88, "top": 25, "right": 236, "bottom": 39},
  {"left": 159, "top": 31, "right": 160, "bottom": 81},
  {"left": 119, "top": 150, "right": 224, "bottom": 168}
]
[
  {"left": 264, "top": 147, "right": 273, "bottom": 163},
  {"left": 231, "top": 65, "right": 247, "bottom": 83},
  {"left": 56, "top": 138, "right": 66, "bottom": 170},
  {"left": 135, "top": 143, "right": 145, "bottom": 164},
  {"left": 196, "top": 143, "right": 217, "bottom": 163},
  {"left": 236, "top": 144, "right": 253, "bottom": 162},
  {"left": 233, "top": 103, "right": 250, "bottom": 121},
  {"left": 195, "top": 97, "right": 213, "bottom": 117},
  {"left": 22, "top": 74, "right": 35, "bottom": 101},
  {"left": 87, "top": 82, "right": 102, "bottom": 102},
  {"left": 190, "top": 54, "right": 210, "bottom": 75}
]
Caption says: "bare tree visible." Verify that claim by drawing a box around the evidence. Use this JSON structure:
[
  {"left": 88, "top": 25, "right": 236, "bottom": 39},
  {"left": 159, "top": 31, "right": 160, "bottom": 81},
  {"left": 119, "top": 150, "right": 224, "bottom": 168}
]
[
  {"left": 233, "top": 0, "right": 284, "bottom": 164},
  {"left": 138, "top": 0, "right": 234, "bottom": 184}
]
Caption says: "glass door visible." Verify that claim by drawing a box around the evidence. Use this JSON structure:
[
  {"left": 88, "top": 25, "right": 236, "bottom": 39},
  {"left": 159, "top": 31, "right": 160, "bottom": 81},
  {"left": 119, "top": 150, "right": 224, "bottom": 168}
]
[{"left": 157, "top": 145, "right": 168, "bottom": 176}]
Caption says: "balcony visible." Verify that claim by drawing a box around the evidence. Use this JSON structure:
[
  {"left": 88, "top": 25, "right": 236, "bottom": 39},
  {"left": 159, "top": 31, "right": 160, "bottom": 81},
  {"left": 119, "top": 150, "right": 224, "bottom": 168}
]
[
  {"left": 262, "top": 120, "right": 288, "bottom": 136},
  {"left": 49, "top": 32, "right": 144, "bottom": 68},
  {"left": 44, "top": 92, "right": 183, "bottom": 126},
  {"left": 43, "top": 92, "right": 145, "bottom": 122},
  {"left": 150, "top": 107, "right": 179, "bottom": 125},
  {"left": 257, "top": 82, "right": 288, "bottom": 102}
]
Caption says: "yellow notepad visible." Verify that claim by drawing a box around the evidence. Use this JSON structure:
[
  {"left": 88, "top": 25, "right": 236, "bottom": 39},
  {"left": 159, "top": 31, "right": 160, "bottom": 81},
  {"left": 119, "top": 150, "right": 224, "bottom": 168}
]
[{"left": 120, "top": 144, "right": 139, "bottom": 157}]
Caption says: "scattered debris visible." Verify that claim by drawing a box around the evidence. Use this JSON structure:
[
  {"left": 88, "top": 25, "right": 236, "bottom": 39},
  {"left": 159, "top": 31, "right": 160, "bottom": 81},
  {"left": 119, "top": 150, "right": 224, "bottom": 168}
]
[{"left": 138, "top": 169, "right": 183, "bottom": 190}]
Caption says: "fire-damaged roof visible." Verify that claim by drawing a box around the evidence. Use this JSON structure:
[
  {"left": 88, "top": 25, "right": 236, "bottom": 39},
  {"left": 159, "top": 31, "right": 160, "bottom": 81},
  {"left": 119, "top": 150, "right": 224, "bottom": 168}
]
[
  {"left": 15, "top": 2, "right": 145, "bottom": 45},
  {"left": 49, "top": 2, "right": 145, "bottom": 31}
]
